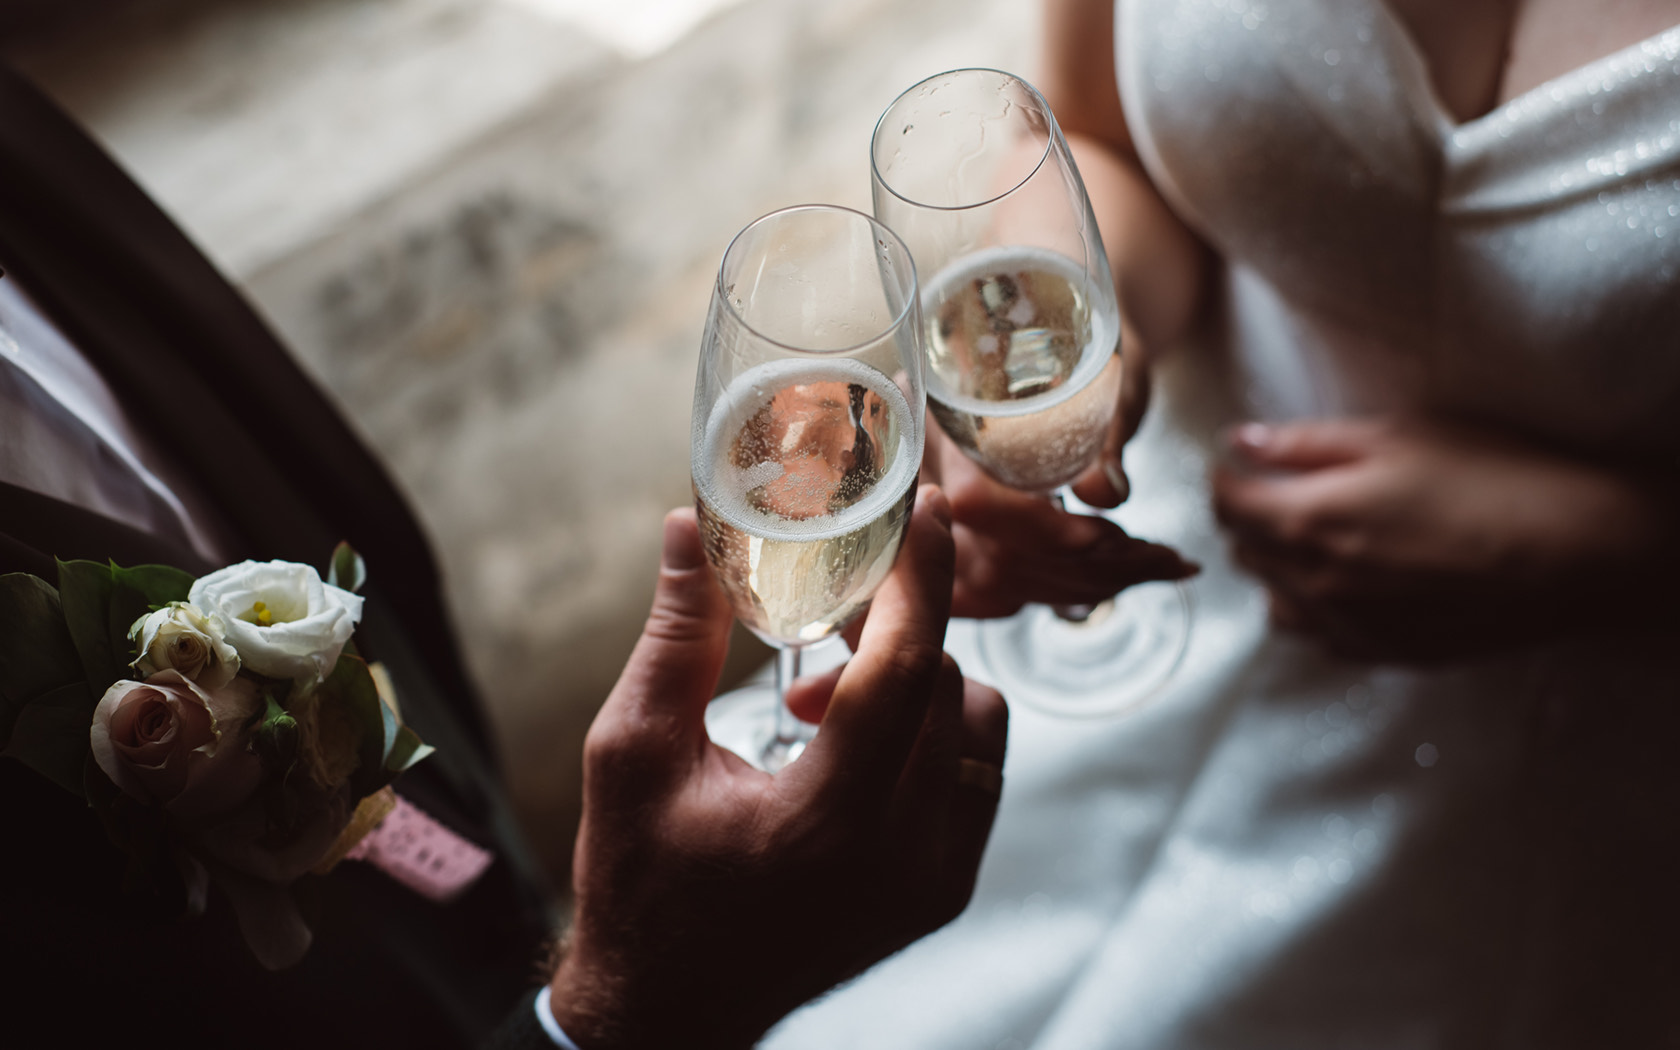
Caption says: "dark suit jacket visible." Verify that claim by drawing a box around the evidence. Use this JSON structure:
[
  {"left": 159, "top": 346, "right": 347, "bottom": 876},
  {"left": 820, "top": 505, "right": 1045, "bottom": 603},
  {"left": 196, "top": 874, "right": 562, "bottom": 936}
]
[{"left": 0, "top": 65, "right": 557, "bottom": 1048}]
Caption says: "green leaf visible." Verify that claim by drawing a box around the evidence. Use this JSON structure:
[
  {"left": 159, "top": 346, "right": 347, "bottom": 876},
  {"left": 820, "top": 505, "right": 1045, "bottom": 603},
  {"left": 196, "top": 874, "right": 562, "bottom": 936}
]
[
  {"left": 326, "top": 542, "right": 366, "bottom": 594},
  {"left": 106, "top": 582, "right": 157, "bottom": 674},
  {"left": 109, "top": 564, "right": 195, "bottom": 610},
  {"left": 250, "top": 692, "right": 299, "bottom": 773},
  {"left": 0, "top": 574, "right": 90, "bottom": 751},
  {"left": 57, "top": 560, "right": 198, "bottom": 687},
  {"left": 384, "top": 724, "right": 434, "bottom": 775},
  {"left": 378, "top": 685, "right": 398, "bottom": 760},
  {"left": 106, "top": 563, "right": 197, "bottom": 674},
  {"left": 2, "top": 683, "right": 97, "bottom": 795},
  {"left": 323, "top": 654, "right": 391, "bottom": 798},
  {"left": 55, "top": 560, "right": 122, "bottom": 690}
]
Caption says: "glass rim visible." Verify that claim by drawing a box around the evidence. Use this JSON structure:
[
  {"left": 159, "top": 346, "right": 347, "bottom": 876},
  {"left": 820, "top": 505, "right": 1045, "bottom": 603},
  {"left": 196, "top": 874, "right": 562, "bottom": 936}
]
[
  {"left": 715, "top": 203, "right": 920, "bottom": 357},
  {"left": 870, "top": 67, "right": 1057, "bottom": 213}
]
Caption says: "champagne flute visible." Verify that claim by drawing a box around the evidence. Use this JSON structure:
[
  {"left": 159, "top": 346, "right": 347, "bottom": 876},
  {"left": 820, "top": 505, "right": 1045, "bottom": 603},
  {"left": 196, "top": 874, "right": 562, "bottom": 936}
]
[
  {"left": 871, "top": 68, "right": 1190, "bottom": 718},
  {"left": 693, "top": 205, "right": 926, "bottom": 770}
]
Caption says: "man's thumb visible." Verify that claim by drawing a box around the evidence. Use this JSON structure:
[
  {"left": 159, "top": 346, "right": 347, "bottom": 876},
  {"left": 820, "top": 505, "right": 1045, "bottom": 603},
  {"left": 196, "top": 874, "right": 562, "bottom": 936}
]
[{"left": 602, "top": 508, "right": 735, "bottom": 734}]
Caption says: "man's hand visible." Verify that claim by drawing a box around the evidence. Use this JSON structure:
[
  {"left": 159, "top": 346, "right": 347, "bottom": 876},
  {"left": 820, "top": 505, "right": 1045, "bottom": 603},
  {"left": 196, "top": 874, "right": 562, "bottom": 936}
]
[
  {"left": 1212, "top": 417, "right": 1679, "bottom": 662},
  {"left": 549, "top": 487, "right": 1008, "bottom": 1050},
  {"left": 925, "top": 426, "right": 1197, "bottom": 619}
]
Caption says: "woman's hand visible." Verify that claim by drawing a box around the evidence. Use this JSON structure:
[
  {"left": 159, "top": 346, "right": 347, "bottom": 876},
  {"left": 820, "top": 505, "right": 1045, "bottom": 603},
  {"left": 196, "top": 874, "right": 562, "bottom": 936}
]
[
  {"left": 1067, "top": 321, "right": 1153, "bottom": 509},
  {"left": 925, "top": 425, "right": 1197, "bottom": 619},
  {"left": 1212, "top": 418, "right": 1678, "bottom": 661},
  {"left": 899, "top": 0, "right": 1212, "bottom": 615}
]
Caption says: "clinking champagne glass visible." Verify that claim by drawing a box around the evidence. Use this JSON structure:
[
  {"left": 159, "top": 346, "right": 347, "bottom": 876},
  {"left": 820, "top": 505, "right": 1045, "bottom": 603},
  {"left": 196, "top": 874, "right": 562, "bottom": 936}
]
[
  {"left": 871, "top": 68, "right": 1190, "bottom": 718},
  {"left": 693, "top": 205, "right": 926, "bottom": 771}
]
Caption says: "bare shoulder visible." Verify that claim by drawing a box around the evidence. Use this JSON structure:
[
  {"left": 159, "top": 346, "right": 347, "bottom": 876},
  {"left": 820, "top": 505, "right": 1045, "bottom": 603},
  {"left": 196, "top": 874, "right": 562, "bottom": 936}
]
[{"left": 1504, "top": 0, "right": 1680, "bottom": 99}]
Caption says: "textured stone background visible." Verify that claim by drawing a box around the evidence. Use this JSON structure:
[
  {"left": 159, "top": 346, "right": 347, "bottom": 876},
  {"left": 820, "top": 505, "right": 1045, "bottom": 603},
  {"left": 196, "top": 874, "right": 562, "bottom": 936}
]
[{"left": 5, "top": 0, "right": 1038, "bottom": 881}]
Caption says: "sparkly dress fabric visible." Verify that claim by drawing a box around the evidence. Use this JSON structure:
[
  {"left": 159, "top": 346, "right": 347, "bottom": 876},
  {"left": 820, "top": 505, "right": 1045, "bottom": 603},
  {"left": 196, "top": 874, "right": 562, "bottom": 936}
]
[{"left": 762, "top": 3, "right": 1680, "bottom": 1048}]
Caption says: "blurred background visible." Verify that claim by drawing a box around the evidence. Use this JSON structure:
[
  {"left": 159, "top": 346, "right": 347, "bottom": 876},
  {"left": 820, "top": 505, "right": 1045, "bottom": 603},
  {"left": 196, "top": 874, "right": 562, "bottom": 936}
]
[{"left": 1, "top": 0, "right": 1037, "bottom": 881}]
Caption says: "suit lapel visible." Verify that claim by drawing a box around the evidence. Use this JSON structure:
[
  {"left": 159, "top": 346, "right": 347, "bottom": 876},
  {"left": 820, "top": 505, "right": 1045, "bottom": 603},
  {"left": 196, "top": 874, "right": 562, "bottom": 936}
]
[
  {"left": 0, "top": 481, "right": 212, "bottom": 578},
  {"left": 0, "top": 63, "right": 489, "bottom": 755}
]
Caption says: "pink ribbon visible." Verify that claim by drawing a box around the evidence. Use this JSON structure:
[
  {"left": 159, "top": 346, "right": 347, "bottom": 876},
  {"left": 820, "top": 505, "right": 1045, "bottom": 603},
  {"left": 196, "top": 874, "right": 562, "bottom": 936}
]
[{"left": 344, "top": 794, "right": 494, "bottom": 903}]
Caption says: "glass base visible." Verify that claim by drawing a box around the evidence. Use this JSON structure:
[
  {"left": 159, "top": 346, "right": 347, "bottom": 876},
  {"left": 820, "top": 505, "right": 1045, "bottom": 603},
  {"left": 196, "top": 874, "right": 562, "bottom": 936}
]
[
  {"left": 704, "top": 682, "right": 815, "bottom": 772},
  {"left": 977, "top": 580, "right": 1193, "bottom": 718}
]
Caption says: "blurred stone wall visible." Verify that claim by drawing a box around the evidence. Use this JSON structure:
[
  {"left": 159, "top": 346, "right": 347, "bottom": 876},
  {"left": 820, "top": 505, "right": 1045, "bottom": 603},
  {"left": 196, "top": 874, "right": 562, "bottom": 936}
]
[{"left": 6, "top": 0, "right": 1039, "bottom": 881}]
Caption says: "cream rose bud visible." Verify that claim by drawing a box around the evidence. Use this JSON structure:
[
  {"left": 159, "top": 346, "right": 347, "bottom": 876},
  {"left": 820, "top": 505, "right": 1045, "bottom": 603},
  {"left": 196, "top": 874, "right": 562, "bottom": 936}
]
[
  {"left": 90, "top": 670, "right": 264, "bottom": 821},
  {"left": 188, "top": 560, "right": 365, "bottom": 682},
  {"left": 129, "top": 601, "right": 241, "bottom": 690}
]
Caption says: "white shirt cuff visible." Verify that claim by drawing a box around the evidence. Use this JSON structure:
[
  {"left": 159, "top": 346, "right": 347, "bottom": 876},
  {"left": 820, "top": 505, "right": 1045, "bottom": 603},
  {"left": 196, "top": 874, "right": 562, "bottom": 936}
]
[{"left": 534, "top": 985, "right": 585, "bottom": 1050}]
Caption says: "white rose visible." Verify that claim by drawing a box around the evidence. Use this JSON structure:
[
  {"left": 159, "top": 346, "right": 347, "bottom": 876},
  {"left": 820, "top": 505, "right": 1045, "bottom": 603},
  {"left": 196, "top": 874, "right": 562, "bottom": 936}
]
[
  {"left": 129, "top": 601, "right": 241, "bottom": 690},
  {"left": 188, "top": 560, "right": 364, "bottom": 682}
]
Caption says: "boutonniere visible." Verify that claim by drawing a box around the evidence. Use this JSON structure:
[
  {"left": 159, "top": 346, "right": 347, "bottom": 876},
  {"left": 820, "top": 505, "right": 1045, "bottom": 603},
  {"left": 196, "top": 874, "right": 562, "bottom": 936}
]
[{"left": 0, "top": 543, "right": 431, "bottom": 969}]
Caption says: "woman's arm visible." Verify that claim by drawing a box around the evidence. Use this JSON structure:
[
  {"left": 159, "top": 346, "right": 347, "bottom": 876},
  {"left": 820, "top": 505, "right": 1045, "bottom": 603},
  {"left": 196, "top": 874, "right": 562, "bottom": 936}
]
[
  {"left": 1044, "top": 0, "right": 1214, "bottom": 506},
  {"left": 1043, "top": 0, "right": 1209, "bottom": 359}
]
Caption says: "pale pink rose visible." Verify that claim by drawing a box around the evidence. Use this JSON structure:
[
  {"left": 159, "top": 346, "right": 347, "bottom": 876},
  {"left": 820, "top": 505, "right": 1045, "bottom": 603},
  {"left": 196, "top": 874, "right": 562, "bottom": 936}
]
[{"left": 90, "top": 670, "right": 265, "bottom": 822}]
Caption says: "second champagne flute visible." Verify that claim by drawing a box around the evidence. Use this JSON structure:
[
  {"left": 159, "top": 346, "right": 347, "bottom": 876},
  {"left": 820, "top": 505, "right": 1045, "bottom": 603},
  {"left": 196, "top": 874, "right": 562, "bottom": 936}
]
[
  {"left": 871, "top": 68, "right": 1191, "bottom": 718},
  {"left": 693, "top": 205, "right": 926, "bottom": 771}
]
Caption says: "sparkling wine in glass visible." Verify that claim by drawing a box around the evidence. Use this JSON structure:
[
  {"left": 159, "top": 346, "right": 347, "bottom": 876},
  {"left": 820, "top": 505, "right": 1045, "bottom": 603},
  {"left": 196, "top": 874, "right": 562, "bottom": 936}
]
[
  {"left": 871, "top": 68, "right": 1190, "bottom": 718},
  {"left": 693, "top": 205, "right": 925, "bottom": 770}
]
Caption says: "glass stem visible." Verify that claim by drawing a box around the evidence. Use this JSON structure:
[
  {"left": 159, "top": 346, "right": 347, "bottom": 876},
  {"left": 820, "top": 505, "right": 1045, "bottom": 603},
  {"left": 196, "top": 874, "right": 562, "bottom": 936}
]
[
  {"left": 1049, "top": 488, "right": 1097, "bottom": 623},
  {"left": 766, "top": 644, "right": 806, "bottom": 768}
]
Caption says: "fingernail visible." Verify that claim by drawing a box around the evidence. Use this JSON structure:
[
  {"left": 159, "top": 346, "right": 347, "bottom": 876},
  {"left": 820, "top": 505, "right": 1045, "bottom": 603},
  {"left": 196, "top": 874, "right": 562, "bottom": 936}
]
[
  {"left": 1062, "top": 510, "right": 1108, "bottom": 549},
  {"left": 1102, "top": 460, "right": 1130, "bottom": 502},
  {"left": 1229, "top": 423, "right": 1272, "bottom": 455},
  {"left": 919, "top": 484, "right": 952, "bottom": 529},
  {"left": 662, "top": 509, "right": 704, "bottom": 571}
]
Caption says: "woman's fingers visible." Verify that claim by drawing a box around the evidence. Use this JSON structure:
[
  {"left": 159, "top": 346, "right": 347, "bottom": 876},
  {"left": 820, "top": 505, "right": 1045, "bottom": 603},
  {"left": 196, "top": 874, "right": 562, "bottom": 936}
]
[
  {"left": 1212, "top": 463, "right": 1362, "bottom": 550},
  {"left": 1229, "top": 532, "right": 1332, "bottom": 594},
  {"left": 951, "top": 522, "right": 1197, "bottom": 619},
  {"left": 1071, "top": 337, "right": 1152, "bottom": 508},
  {"left": 1226, "top": 419, "right": 1382, "bottom": 472},
  {"left": 1068, "top": 453, "right": 1130, "bottom": 508},
  {"left": 945, "top": 474, "right": 1111, "bottom": 555},
  {"left": 936, "top": 380, "right": 1197, "bottom": 617}
]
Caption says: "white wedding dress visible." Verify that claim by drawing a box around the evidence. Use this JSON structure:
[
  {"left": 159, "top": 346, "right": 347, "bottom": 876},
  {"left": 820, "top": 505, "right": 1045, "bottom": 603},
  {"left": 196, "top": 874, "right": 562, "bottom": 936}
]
[{"left": 763, "top": 2, "right": 1680, "bottom": 1047}]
